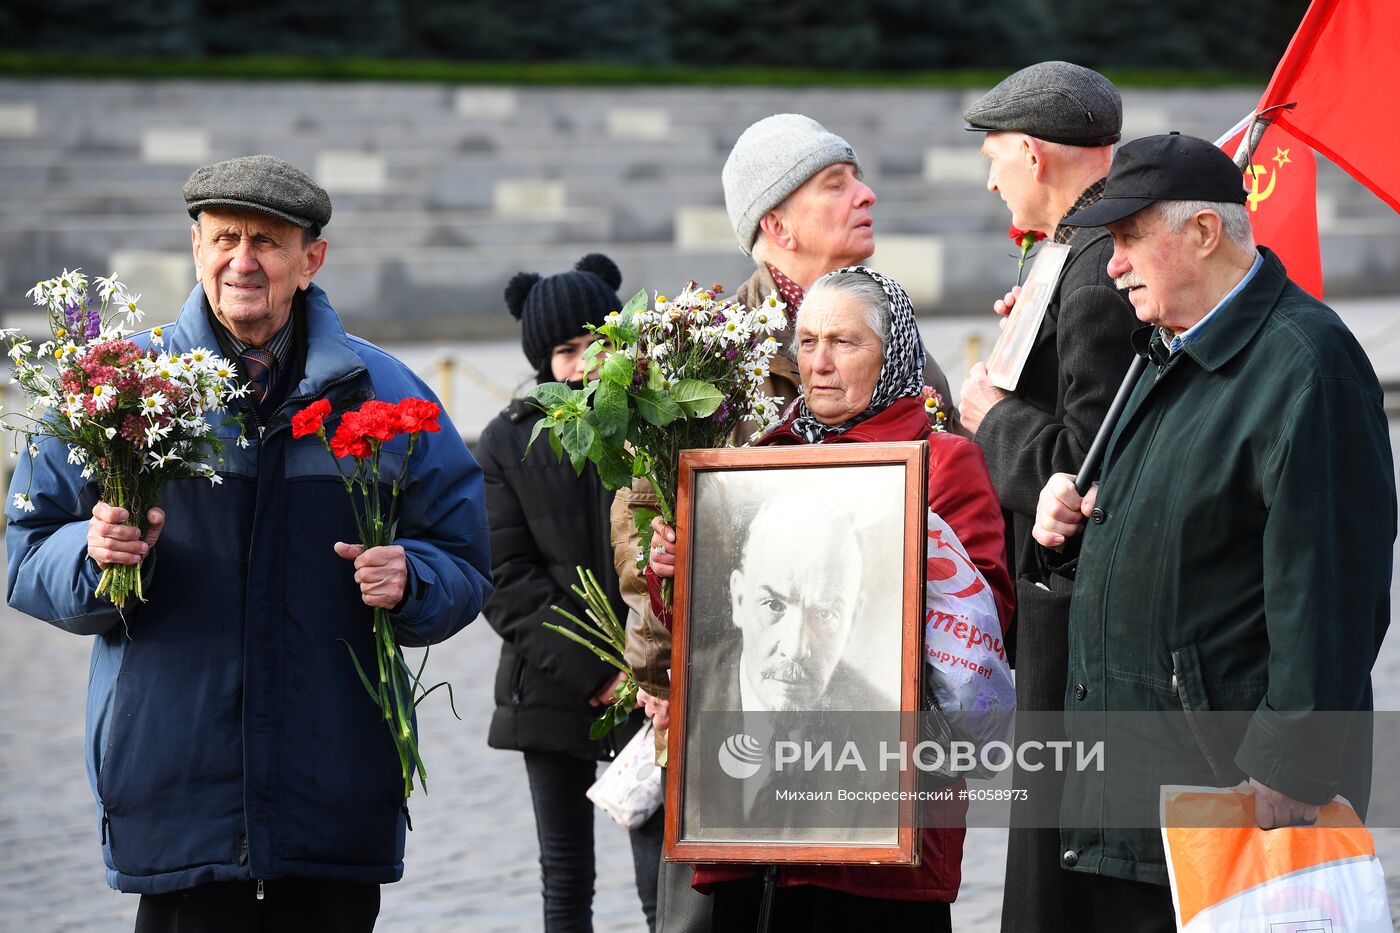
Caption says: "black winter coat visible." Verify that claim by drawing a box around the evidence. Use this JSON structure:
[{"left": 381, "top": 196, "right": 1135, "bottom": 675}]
[
  {"left": 476, "top": 397, "right": 641, "bottom": 759},
  {"left": 974, "top": 225, "right": 1139, "bottom": 694},
  {"left": 972, "top": 222, "right": 1140, "bottom": 932}
]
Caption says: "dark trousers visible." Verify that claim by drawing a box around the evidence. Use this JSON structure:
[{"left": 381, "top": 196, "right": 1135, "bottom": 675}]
[
  {"left": 655, "top": 767, "right": 714, "bottom": 933},
  {"left": 1002, "top": 578, "right": 1084, "bottom": 933},
  {"left": 134, "top": 878, "right": 379, "bottom": 933},
  {"left": 1085, "top": 873, "right": 1176, "bottom": 933},
  {"left": 711, "top": 879, "right": 951, "bottom": 933},
  {"left": 524, "top": 749, "right": 663, "bottom": 933}
]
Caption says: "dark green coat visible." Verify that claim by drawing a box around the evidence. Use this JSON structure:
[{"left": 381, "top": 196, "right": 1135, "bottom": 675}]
[{"left": 1060, "top": 249, "right": 1395, "bottom": 884}]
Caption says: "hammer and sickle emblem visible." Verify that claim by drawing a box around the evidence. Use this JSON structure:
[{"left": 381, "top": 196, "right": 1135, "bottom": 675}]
[{"left": 1245, "top": 164, "right": 1277, "bottom": 212}]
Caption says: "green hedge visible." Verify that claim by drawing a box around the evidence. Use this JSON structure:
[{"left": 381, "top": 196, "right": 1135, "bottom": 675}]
[
  {"left": 0, "top": 0, "right": 1306, "bottom": 77},
  {"left": 0, "top": 53, "right": 1266, "bottom": 88}
]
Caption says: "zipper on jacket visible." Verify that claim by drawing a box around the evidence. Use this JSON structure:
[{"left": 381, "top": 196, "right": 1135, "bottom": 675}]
[
  {"left": 256, "top": 879, "right": 265, "bottom": 901},
  {"left": 1170, "top": 671, "right": 1179, "bottom": 697},
  {"left": 237, "top": 834, "right": 249, "bottom": 865},
  {"left": 101, "top": 812, "right": 109, "bottom": 845},
  {"left": 510, "top": 655, "right": 526, "bottom": 705},
  {"left": 402, "top": 803, "right": 413, "bottom": 832},
  {"left": 266, "top": 369, "right": 370, "bottom": 440}
]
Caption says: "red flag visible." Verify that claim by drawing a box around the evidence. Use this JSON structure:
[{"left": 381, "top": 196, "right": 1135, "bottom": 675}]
[
  {"left": 1260, "top": 0, "right": 1400, "bottom": 214},
  {"left": 1219, "top": 120, "right": 1323, "bottom": 299}
]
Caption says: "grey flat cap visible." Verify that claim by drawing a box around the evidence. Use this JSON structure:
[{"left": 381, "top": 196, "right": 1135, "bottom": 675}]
[
  {"left": 964, "top": 62, "right": 1121, "bottom": 147},
  {"left": 183, "top": 155, "right": 332, "bottom": 231}
]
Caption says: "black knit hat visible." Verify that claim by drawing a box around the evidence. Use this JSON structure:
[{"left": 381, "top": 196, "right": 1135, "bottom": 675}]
[{"left": 505, "top": 253, "right": 623, "bottom": 376}]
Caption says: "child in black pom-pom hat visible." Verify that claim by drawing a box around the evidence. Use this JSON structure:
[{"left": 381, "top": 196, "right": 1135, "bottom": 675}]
[
  {"left": 505, "top": 253, "right": 623, "bottom": 384},
  {"left": 479, "top": 254, "right": 664, "bottom": 932}
]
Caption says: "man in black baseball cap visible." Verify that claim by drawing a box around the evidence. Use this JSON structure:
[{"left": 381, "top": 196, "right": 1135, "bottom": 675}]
[
  {"left": 1058, "top": 133, "right": 1251, "bottom": 337},
  {"left": 957, "top": 62, "right": 1140, "bottom": 933},
  {"left": 1033, "top": 133, "right": 1394, "bottom": 930}
]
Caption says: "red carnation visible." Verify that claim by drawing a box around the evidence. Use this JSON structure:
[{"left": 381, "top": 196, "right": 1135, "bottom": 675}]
[
  {"left": 291, "top": 399, "right": 333, "bottom": 439},
  {"left": 329, "top": 419, "right": 372, "bottom": 460},
  {"left": 397, "top": 397, "right": 441, "bottom": 435},
  {"left": 1008, "top": 225, "right": 1047, "bottom": 248},
  {"left": 1008, "top": 225, "right": 1047, "bottom": 286},
  {"left": 355, "top": 400, "right": 402, "bottom": 442}
]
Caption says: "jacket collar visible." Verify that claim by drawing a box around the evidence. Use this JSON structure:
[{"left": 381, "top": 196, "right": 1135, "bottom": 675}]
[
  {"left": 170, "top": 283, "right": 367, "bottom": 402},
  {"left": 1174, "top": 247, "right": 1288, "bottom": 374},
  {"left": 760, "top": 396, "right": 929, "bottom": 445}
]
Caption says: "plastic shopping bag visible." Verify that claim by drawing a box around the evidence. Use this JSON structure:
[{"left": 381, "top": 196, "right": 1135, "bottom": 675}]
[
  {"left": 1162, "top": 784, "right": 1393, "bottom": 932},
  {"left": 587, "top": 722, "right": 663, "bottom": 829},
  {"left": 922, "top": 508, "right": 1015, "bottom": 777}
]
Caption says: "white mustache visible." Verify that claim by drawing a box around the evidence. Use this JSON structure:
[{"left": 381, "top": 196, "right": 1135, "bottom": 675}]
[{"left": 1114, "top": 271, "right": 1146, "bottom": 290}]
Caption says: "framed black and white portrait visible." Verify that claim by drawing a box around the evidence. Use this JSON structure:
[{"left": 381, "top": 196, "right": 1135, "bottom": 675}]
[{"left": 663, "top": 442, "right": 928, "bottom": 866}]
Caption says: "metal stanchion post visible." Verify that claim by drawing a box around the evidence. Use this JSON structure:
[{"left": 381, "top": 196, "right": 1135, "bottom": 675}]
[{"left": 436, "top": 355, "right": 457, "bottom": 425}]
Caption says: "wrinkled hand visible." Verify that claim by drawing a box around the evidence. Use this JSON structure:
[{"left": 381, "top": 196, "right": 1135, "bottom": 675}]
[
  {"left": 958, "top": 362, "right": 1012, "bottom": 435},
  {"left": 87, "top": 502, "right": 165, "bottom": 569},
  {"left": 334, "top": 542, "right": 408, "bottom": 610},
  {"left": 1250, "top": 778, "right": 1320, "bottom": 829},
  {"left": 993, "top": 285, "right": 1022, "bottom": 319},
  {"left": 1032, "top": 473, "right": 1097, "bottom": 550},
  {"left": 649, "top": 516, "right": 677, "bottom": 580},
  {"left": 591, "top": 671, "right": 626, "bottom": 707},
  {"left": 637, "top": 687, "right": 671, "bottom": 730}
]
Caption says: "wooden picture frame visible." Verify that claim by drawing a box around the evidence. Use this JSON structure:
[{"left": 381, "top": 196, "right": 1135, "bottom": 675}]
[{"left": 663, "top": 441, "right": 929, "bottom": 866}]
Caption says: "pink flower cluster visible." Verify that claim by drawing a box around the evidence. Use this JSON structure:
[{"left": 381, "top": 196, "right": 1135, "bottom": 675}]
[{"left": 59, "top": 339, "right": 186, "bottom": 423}]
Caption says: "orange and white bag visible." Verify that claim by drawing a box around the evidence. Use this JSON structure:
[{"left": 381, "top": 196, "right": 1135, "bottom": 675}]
[{"left": 1162, "top": 784, "right": 1392, "bottom": 932}]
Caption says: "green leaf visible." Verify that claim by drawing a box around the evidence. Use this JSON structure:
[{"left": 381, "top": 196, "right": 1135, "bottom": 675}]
[
  {"left": 669, "top": 379, "right": 724, "bottom": 418},
  {"left": 548, "top": 428, "right": 564, "bottom": 462},
  {"left": 589, "top": 711, "right": 615, "bottom": 740},
  {"left": 560, "top": 418, "right": 596, "bottom": 473},
  {"left": 525, "top": 415, "right": 552, "bottom": 455},
  {"left": 581, "top": 344, "right": 605, "bottom": 381},
  {"left": 595, "top": 443, "right": 632, "bottom": 490},
  {"left": 337, "top": 638, "right": 381, "bottom": 704},
  {"left": 621, "top": 288, "right": 648, "bottom": 316},
  {"left": 593, "top": 380, "right": 629, "bottom": 443},
  {"left": 599, "top": 352, "right": 634, "bottom": 387},
  {"left": 646, "top": 361, "right": 666, "bottom": 393},
  {"left": 613, "top": 319, "right": 640, "bottom": 346},
  {"left": 531, "top": 382, "right": 573, "bottom": 410},
  {"left": 630, "top": 389, "right": 683, "bottom": 427}
]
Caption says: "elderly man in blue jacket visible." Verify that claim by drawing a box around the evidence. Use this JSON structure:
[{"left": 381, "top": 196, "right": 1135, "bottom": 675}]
[{"left": 5, "top": 155, "right": 492, "bottom": 932}]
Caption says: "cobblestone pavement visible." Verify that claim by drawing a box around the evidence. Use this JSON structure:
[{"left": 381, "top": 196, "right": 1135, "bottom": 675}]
[{"left": 4, "top": 506, "right": 1400, "bottom": 931}]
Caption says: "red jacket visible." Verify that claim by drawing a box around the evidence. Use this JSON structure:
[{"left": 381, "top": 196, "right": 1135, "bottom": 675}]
[{"left": 690, "top": 396, "right": 1013, "bottom": 902}]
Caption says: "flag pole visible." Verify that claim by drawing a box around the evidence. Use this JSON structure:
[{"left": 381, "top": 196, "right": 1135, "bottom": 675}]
[
  {"left": 1219, "top": 102, "right": 1298, "bottom": 173},
  {"left": 1073, "top": 356, "right": 1146, "bottom": 496}
]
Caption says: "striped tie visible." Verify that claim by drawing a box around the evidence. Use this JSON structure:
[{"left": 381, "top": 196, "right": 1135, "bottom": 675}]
[{"left": 240, "top": 347, "right": 277, "bottom": 407}]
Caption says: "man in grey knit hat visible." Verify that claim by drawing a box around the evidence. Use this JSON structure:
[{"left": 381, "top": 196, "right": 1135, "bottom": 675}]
[
  {"left": 958, "top": 61, "right": 1140, "bottom": 933},
  {"left": 719, "top": 112, "right": 957, "bottom": 422}
]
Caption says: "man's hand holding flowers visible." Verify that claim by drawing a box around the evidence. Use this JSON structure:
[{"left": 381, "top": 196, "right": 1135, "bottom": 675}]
[
  {"left": 333, "top": 541, "right": 409, "bottom": 610},
  {"left": 87, "top": 502, "right": 165, "bottom": 569}
]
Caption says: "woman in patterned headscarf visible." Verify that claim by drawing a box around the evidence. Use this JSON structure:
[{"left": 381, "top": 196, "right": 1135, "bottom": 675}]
[
  {"left": 649, "top": 267, "right": 1013, "bottom": 930},
  {"left": 760, "top": 266, "right": 1011, "bottom": 624}
]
